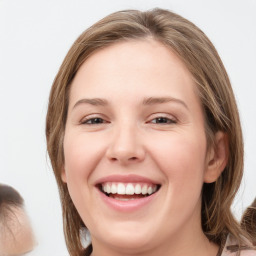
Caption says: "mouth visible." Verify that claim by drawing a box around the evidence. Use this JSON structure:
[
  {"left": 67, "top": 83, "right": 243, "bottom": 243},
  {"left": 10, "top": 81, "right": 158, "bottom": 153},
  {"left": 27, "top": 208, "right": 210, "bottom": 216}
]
[{"left": 97, "top": 182, "right": 161, "bottom": 201}]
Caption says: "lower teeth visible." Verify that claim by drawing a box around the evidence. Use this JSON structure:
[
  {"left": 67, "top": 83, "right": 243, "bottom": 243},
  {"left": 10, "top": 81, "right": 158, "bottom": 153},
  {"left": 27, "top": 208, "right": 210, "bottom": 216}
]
[
  {"left": 114, "top": 197, "right": 136, "bottom": 201},
  {"left": 108, "top": 194, "right": 147, "bottom": 200}
]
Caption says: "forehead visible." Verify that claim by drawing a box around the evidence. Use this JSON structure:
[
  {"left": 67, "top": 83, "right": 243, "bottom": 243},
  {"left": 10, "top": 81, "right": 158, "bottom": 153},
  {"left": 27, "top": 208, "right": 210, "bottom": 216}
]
[{"left": 69, "top": 39, "right": 199, "bottom": 107}]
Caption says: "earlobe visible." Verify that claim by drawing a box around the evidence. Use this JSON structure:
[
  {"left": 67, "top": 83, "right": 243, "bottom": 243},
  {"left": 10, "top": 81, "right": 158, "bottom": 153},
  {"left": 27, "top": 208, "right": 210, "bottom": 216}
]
[
  {"left": 61, "top": 167, "right": 67, "bottom": 183},
  {"left": 204, "top": 131, "right": 229, "bottom": 183}
]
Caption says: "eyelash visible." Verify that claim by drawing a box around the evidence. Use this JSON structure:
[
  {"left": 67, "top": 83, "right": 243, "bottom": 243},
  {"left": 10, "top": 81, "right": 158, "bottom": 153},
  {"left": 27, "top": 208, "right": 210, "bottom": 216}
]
[
  {"left": 80, "top": 115, "right": 177, "bottom": 125},
  {"left": 149, "top": 116, "right": 177, "bottom": 124},
  {"left": 80, "top": 117, "right": 107, "bottom": 125}
]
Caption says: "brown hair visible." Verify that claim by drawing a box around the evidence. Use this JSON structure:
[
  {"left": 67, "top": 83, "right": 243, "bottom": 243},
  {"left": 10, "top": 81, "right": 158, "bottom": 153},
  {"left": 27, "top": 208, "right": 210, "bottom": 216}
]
[
  {"left": 0, "top": 184, "right": 24, "bottom": 208},
  {"left": 0, "top": 184, "right": 24, "bottom": 234},
  {"left": 46, "top": 8, "right": 249, "bottom": 255},
  {"left": 241, "top": 199, "right": 256, "bottom": 245}
]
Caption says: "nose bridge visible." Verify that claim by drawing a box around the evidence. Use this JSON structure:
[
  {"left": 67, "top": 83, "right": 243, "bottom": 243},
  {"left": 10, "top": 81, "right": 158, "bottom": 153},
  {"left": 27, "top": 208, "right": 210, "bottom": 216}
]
[{"left": 106, "top": 119, "right": 145, "bottom": 164}]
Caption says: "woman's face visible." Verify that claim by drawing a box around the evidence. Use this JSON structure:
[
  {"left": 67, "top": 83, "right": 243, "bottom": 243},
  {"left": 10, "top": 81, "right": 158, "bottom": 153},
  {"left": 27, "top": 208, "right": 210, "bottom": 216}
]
[{"left": 62, "top": 39, "right": 218, "bottom": 253}]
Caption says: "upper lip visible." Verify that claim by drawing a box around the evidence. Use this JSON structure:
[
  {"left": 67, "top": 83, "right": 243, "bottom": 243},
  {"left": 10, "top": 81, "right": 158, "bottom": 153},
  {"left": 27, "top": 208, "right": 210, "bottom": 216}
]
[{"left": 94, "top": 174, "right": 160, "bottom": 185}]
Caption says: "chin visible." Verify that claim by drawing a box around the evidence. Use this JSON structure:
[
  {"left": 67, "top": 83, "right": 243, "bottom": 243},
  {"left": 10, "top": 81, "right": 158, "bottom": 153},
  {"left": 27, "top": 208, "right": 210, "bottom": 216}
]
[
  {"left": 106, "top": 237, "right": 154, "bottom": 253},
  {"left": 92, "top": 223, "right": 158, "bottom": 253}
]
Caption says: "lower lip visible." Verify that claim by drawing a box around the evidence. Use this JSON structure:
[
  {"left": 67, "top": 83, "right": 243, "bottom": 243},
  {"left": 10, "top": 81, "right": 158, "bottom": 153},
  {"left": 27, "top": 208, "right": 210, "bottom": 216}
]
[{"left": 97, "top": 189, "right": 159, "bottom": 212}]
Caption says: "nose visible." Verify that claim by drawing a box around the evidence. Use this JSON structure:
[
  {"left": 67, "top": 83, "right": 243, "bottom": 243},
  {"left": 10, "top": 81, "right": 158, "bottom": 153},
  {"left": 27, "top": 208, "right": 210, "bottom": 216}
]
[{"left": 106, "top": 124, "right": 145, "bottom": 165}]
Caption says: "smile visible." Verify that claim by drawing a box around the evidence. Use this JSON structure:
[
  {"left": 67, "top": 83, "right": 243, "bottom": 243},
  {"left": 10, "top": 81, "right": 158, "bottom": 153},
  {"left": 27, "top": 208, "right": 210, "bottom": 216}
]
[
  {"left": 100, "top": 182, "right": 159, "bottom": 201},
  {"left": 95, "top": 175, "right": 161, "bottom": 211}
]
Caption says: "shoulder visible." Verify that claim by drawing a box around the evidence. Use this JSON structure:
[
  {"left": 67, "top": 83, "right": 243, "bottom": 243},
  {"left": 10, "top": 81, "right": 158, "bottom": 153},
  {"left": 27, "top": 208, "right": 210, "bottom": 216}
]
[{"left": 221, "top": 234, "right": 256, "bottom": 256}]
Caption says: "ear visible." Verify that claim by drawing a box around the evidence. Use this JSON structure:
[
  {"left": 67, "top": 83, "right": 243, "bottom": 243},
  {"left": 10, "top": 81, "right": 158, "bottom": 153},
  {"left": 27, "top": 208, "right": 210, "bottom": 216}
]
[
  {"left": 61, "top": 166, "right": 67, "bottom": 183},
  {"left": 204, "top": 131, "right": 229, "bottom": 183}
]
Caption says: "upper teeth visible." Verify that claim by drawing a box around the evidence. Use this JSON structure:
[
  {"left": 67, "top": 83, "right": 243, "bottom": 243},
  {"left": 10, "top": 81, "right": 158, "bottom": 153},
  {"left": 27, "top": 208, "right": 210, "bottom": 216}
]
[{"left": 102, "top": 182, "right": 157, "bottom": 195}]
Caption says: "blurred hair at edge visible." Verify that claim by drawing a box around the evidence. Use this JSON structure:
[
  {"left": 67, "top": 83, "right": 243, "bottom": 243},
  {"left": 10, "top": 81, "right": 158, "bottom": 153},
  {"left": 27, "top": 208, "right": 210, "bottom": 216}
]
[
  {"left": 0, "top": 183, "right": 35, "bottom": 255},
  {"left": 46, "top": 8, "right": 253, "bottom": 255},
  {"left": 241, "top": 199, "right": 256, "bottom": 245}
]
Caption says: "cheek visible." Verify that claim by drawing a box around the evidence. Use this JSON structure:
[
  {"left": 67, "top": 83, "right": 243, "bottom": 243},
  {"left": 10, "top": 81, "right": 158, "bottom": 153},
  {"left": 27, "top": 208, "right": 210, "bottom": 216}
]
[
  {"left": 63, "top": 132, "right": 105, "bottom": 181},
  {"left": 147, "top": 132, "right": 207, "bottom": 190},
  {"left": 62, "top": 132, "right": 107, "bottom": 220},
  {"left": 62, "top": 132, "right": 106, "bottom": 214}
]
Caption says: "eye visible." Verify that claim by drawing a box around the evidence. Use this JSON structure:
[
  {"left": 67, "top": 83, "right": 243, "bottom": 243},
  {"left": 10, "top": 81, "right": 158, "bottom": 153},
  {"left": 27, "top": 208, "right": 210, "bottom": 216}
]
[
  {"left": 81, "top": 117, "right": 106, "bottom": 125},
  {"left": 150, "top": 117, "right": 176, "bottom": 124}
]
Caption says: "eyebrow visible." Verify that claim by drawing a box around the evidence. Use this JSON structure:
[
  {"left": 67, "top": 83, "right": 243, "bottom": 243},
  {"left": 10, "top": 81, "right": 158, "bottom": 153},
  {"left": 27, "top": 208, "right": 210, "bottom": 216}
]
[
  {"left": 72, "top": 98, "right": 108, "bottom": 109},
  {"left": 72, "top": 97, "right": 188, "bottom": 110},
  {"left": 142, "top": 97, "right": 188, "bottom": 109}
]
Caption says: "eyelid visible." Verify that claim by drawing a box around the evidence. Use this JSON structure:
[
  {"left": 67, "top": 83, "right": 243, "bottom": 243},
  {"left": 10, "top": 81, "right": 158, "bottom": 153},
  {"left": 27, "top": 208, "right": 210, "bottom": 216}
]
[
  {"left": 146, "top": 113, "right": 178, "bottom": 123},
  {"left": 78, "top": 113, "right": 178, "bottom": 126},
  {"left": 79, "top": 114, "right": 109, "bottom": 125}
]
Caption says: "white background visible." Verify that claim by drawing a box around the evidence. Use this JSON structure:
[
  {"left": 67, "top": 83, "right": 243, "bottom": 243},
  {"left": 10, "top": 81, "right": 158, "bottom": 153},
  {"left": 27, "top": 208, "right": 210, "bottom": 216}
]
[{"left": 0, "top": 0, "right": 255, "bottom": 255}]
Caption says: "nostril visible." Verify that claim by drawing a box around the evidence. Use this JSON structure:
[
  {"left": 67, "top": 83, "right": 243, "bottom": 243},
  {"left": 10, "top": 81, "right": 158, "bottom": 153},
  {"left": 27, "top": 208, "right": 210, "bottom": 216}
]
[
  {"left": 129, "top": 157, "right": 138, "bottom": 161},
  {"left": 109, "top": 157, "right": 118, "bottom": 162}
]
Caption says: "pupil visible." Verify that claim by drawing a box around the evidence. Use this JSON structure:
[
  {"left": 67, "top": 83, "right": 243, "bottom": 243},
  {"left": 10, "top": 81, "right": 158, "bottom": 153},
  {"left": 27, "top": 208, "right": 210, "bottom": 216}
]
[
  {"left": 92, "top": 118, "right": 102, "bottom": 123},
  {"left": 156, "top": 117, "right": 167, "bottom": 123}
]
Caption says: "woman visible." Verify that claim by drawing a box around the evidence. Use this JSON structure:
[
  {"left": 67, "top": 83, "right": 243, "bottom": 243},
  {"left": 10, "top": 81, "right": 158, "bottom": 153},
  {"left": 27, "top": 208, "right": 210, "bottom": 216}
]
[{"left": 46, "top": 8, "right": 256, "bottom": 256}]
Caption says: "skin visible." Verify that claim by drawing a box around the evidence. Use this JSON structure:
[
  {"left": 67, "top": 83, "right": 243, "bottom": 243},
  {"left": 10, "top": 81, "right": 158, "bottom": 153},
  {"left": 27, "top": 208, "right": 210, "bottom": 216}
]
[
  {"left": 62, "top": 39, "right": 228, "bottom": 256},
  {"left": 0, "top": 206, "right": 35, "bottom": 256}
]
